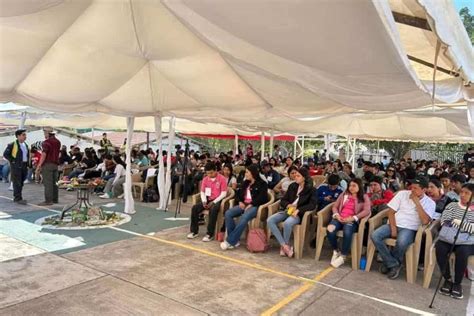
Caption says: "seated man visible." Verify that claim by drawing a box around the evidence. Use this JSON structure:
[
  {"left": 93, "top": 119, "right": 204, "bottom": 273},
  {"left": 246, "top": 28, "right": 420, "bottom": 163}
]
[
  {"left": 371, "top": 176, "right": 435, "bottom": 279},
  {"left": 261, "top": 161, "right": 280, "bottom": 190},
  {"left": 368, "top": 176, "right": 394, "bottom": 215},
  {"left": 187, "top": 161, "right": 227, "bottom": 242},
  {"left": 316, "top": 174, "right": 343, "bottom": 211},
  {"left": 447, "top": 174, "right": 466, "bottom": 202}
]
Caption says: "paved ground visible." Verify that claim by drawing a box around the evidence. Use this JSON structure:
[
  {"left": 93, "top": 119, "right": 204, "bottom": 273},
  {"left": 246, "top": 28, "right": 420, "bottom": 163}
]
[{"left": 0, "top": 181, "right": 471, "bottom": 315}]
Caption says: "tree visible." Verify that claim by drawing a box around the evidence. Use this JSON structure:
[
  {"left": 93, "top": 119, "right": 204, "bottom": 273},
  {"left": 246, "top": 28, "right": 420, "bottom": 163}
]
[
  {"left": 361, "top": 140, "right": 416, "bottom": 161},
  {"left": 459, "top": 7, "right": 474, "bottom": 45}
]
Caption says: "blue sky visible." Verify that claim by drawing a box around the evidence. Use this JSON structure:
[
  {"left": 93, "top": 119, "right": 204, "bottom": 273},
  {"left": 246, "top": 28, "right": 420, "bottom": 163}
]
[{"left": 453, "top": 0, "right": 474, "bottom": 12}]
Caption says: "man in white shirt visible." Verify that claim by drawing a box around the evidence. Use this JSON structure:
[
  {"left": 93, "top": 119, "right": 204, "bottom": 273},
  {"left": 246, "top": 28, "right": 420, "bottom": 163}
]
[{"left": 371, "top": 176, "right": 435, "bottom": 280}]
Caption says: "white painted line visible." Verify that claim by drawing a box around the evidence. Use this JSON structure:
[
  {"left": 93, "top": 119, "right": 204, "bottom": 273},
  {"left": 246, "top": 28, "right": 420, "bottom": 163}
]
[
  {"left": 164, "top": 217, "right": 189, "bottom": 221},
  {"left": 467, "top": 281, "right": 474, "bottom": 316}
]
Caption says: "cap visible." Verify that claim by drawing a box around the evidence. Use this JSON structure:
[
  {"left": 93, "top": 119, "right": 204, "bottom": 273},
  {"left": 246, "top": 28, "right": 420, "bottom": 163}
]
[
  {"left": 408, "top": 176, "right": 429, "bottom": 188},
  {"left": 43, "top": 127, "right": 56, "bottom": 135}
]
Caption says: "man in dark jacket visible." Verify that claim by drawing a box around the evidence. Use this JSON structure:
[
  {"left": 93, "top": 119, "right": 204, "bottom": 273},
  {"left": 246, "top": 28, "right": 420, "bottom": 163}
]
[{"left": 3, "top": 129, "right": 29, "bottom": 204}]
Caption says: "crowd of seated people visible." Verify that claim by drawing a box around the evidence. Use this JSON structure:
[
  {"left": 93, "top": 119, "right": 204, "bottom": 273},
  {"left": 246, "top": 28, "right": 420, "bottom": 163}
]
[{"left": 177, "top": 148, "right": 474, "bottom": 298}]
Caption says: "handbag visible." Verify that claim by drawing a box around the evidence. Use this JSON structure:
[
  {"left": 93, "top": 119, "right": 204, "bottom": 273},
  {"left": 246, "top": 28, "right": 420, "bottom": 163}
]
[{"left": 438, "top": 221, "right": 474, "bottom": 245}]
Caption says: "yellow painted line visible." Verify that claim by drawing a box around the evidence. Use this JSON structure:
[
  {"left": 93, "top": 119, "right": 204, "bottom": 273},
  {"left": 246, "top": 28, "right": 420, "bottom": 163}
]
[{"left": 260, "top": 267, "right": 334, "bottom": 316}]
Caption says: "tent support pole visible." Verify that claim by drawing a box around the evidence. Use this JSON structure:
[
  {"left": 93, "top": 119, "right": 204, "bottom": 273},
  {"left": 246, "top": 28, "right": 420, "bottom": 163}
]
[
  {"left": 124, "top": 117, "right": 136, "bottom": 214},
  {"left": 164, "top": 116, "right": 176, "bottom": 209},
  {"left": 301, "top": 135, "right": 305, "bottom": 161},
  {"left": 468, "top": 102, "right": 474, "bottom": 137},
  {"left": 269, "top": 130, "right": 274, "bottom": 158},
  {"left": 352, "top": 138, "right": 357, "bottom": 169},
  {"left": 234, "top": 134, "right": 239, "bottom": 158},
  {"left": 155, "top": 113, "right": 166, "bottom": 210},
  {"left": 294, "top": 135, "right": 298, "bottom": 158},
  {"left": 260, "top": 132, "right": 265, "bottom": 161},
  {"left": 376, "top": 140, "right": 380, "bottom": 163},
  {"left": 18, "top": 111, "right": 27, "bottom": 129}
]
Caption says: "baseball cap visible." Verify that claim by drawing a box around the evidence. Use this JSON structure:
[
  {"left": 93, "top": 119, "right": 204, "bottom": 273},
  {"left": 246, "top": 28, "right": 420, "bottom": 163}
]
[{"left": 408, "top": 176, "right": 429, "bottom": 188}]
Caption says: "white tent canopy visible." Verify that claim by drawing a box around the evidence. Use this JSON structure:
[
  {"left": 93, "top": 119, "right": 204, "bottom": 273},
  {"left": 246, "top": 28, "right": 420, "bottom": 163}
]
[{"left": 0, "top": 0, "right": 472, "bottom": 123}]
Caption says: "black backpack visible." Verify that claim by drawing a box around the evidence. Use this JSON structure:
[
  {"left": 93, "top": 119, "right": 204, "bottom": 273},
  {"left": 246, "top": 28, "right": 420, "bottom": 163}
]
[{"left": 143, "top": 188, "right": 159, "bottom": 203}]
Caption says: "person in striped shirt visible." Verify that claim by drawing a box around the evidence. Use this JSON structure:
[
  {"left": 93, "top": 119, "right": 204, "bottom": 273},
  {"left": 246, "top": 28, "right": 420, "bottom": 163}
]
[{"left": 436, "top": 183, "right": 474, "bottom": 299}]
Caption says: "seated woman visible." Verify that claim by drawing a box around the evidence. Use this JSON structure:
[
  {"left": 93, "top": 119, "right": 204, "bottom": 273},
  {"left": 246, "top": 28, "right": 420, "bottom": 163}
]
[
  {"left": 267, "top": 167, "right": 316, "bottom": 257},
  {"left": 100, "top": 155, "right": 126, "bottom": 199},
  {"left": 384, "top": 167, "right": 401, "bottom": 192},
  {"left": 436, "top": 183, "right": 474, "bottom": 299},
  {"left": 221, "top": 164, "right": 268, "bottom": 250},
  {"left": 273, "top": 165, "right": 298, "bottom": 199},
  {"left": 67, "top": 149, "right": 97, "bottom": 179},
  {"left": 427, "top": 179, "right": 453, "bottom": 219},
  {"left": 327, "top": 178, "right": 371, "bottom": 268},
  {"left": 222, "top": 163, "right": 237, "bottom": 190}
]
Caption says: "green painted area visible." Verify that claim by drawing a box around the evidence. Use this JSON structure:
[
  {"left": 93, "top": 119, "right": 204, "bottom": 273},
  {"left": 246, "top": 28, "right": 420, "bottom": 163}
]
[{"left": 0, "top": 203, "right": 188, "bottom": 255}]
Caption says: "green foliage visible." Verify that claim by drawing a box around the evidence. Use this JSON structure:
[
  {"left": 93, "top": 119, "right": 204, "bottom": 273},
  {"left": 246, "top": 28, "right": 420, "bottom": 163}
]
[
  {"left": 459, "top": 7, "right": 474, "bottom": 45},
  {"left": 361, "top": 140, "right": 416, "bottom": 160}
]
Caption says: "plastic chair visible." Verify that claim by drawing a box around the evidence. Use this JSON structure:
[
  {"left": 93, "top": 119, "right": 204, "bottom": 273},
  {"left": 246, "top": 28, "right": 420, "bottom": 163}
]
[
  {"left": 422, "top": 220, "right": 441, "bottom": 288},
  {"left": 311, "top": 175, "right": 326, "bottom": 188},
  {"left": 248, "top": 190, "right": 275, "bottom": 229},
  {"left": 314, "top": 203, "right": 368, "bottom": 270},
  {"left": 266, "top": 200, "right": 317, "bottom": 259},
  {"left": 365, "top": 209, "right": 425, "bottom": 284},
  {"left": 191, "top": 188, "right": 235, "bottom": 239},
  {"left": 131, "top": 173, "right": 156, "bottom": 201}
]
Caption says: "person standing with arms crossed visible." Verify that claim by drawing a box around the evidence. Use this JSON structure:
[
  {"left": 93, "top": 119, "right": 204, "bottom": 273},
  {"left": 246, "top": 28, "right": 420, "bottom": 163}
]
[
  {"left": 36, "top": 128, "right": 61, "bottom": 206},
  {"left": 3, "top": 129, "right": 29, "bottom": 204}
]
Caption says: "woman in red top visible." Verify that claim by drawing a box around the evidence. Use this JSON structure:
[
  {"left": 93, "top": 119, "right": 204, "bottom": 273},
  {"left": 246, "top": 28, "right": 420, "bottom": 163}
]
[{"left": 327, "top": 178, "right": 371, "bottom": 268}]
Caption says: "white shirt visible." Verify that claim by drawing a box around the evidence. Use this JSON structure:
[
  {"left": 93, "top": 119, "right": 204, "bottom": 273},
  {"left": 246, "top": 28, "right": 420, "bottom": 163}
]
[
  {"left": 19, "top": 142, "right": 28, "bottom": 162},
  {"left": 387, "top": 190, "right": 436, "bottom": 231},
  {"left": 113, "top": 164, "right": 126, "bottom": 185}
]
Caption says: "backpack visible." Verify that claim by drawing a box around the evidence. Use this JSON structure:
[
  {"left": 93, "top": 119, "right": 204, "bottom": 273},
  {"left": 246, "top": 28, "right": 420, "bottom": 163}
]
[
  {"left": 247, "top": 228, "right": 269, "bottom": 253},
  {"left": 143, "top": 188, "right": 159, "bottom": 203}
]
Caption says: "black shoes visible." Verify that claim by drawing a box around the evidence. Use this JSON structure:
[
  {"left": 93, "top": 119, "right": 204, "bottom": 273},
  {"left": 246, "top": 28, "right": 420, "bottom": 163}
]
[
  {"left": 379, "top": 264, "right": 389, "bottom": 275},
  {"left": 451, "top": 283, "right": 463, "bottom": 299},
  {"left": 14, "top": 199, "right": 27, "bottom": 205},
  {"left": 439, "top": 280, "right": 453, "bottom": 296},
  {"left": 387, "top": 265, "right": 402, "bottom": 279}
]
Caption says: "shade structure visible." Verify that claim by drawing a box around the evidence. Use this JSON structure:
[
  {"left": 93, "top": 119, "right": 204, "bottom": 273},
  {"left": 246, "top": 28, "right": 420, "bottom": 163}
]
[{"left": 0, "top": 0, "right": 472, "bottom": 126}]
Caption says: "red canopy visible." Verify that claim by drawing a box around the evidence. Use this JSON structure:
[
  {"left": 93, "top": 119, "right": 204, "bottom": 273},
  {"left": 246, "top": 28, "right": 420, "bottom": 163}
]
[{"left": 182, "top": 133, "right": 295, "bottom": 141}]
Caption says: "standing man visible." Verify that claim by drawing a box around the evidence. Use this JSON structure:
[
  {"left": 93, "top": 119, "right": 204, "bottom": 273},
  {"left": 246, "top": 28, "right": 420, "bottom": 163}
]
[
  {"left": 3, "top": 129, "right": 29, "bottom": 204},
  {"left": 36, "top": 128, "right": 61, "bottom": 206},
  {"left": 100, "top": 133, "right": 113, "bottom": 154}
]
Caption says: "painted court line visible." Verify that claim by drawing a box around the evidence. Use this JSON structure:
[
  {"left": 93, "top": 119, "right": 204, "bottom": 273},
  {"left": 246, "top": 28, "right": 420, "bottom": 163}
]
[
  {"left": 0, "top": 196, "right": 436, "bottom": 315},
  {"left": 260, "top": 267, "right": 334, "bottom": 316}
]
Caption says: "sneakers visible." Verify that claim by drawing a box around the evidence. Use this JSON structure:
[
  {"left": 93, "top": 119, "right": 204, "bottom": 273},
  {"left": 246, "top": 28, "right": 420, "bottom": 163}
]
[
  {"left": 38, "top": 201, "right": 53, "bottom": 206},
  {"left": 387, "top": 265, "right": 402, "bottom": 279},
  {"left": 439, "top": 279, "right": 453, "bottom": 296},
  {"left": 331, "top": 255, "right": 345, "bottom": 268},
  {"left": 220, "top": 241, "right": 240, "bottom": 250},
  {"left": 187, "top": 233, "right": 198, "bottom": 239},
  {"left": 378, "top": 264, "right": 389, "bottom": 275},
  {"left": 99, "top": 193, "right": 110, "bottom": 199},
  {"left": 202, "top": 234, "right": 213, "bottom": 242},
  {"left": 331, "top": 250, "right": 340, "bottom": 266},
  {"left": 451, "top": 283, "right": 463, "bottom": 299},
  {"left": 117, "top": 193, "right": 124, "bottom": 199},
  {"left": 14, "top": 199, "right": 27, "bottom": 205},
  {"left": 23, "top": 180, "right": 30, "bottom": 184}
]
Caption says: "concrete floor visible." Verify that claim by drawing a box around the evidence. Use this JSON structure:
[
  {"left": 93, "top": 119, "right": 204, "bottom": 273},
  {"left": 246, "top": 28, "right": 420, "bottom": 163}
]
[{"left": 0, "top": 181, "right": 470, "bottom": 315}]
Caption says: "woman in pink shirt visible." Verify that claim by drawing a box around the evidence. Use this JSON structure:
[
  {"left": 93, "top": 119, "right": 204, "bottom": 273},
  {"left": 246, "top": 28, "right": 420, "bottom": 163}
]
[{"left": 327, "top": 178, "right": 371, "bottom": 268}]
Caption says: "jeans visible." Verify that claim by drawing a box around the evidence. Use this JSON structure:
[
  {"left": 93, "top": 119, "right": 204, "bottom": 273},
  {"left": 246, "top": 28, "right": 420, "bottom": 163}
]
[
  {"left": 371, "top": 224, "right": 416, "bottom": 269},
  {"left": 225, "top": 205, "right": 258, "bottom": 246},
  {"left": 190, "top": 201, "right": 221, "bottom": 236},
  {"left": 0, "top": 163, "right": 10, "bottom": 182},
  {"left": 436, "top": 240, "right": 474, "bottom": 284},
  {"left": 327, "top": 219, "right": 358, "bottom": 256},
  {"left": 267, "top": 211, "right": 301, "bottom": 246}
]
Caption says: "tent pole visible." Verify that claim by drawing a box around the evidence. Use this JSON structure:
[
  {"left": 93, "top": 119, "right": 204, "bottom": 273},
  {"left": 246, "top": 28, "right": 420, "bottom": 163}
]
[
  {"left": 124, "top": 117, "right": 136, "bottom": 214},
  {"left": 301, "top": 135, "right": 305, "bottom": 161},
  {"left": 346, "top": 136, "right": 351, "bottom": 165},
  {"left": 164, "top": 116, "right": 176, "bottom": 209},
  {"left": 468, "top": 102, "right": 474, "bottom": 137},
  {"left": 18, "top": 111, "right": 27, "bottom": 129},
  {"left": 234, "top": 134, "right": 238, "bottom": 158},
  {"left": 294, "top": 135, "right": 298, "bottom": 158},
  {"left": 155, "top": 114, "right": 165, "bottom": 210},
  {"left": 260, "top": 131, "right": 265, "bottom": 162},
  {"left": 91, "top": 128, "right": 95, "bottom": 144},
  {"left": 352, "top": 138, "right": 357, "bottom": 169},
  {"left": 269, "top": 130, "right": 274, "bottom": 158},
  {"left": 146, "top": 132, "right": 150, "bottom": 149},
  {"left": 376, "top": 140, "right": 380, "bottom": 163}
]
